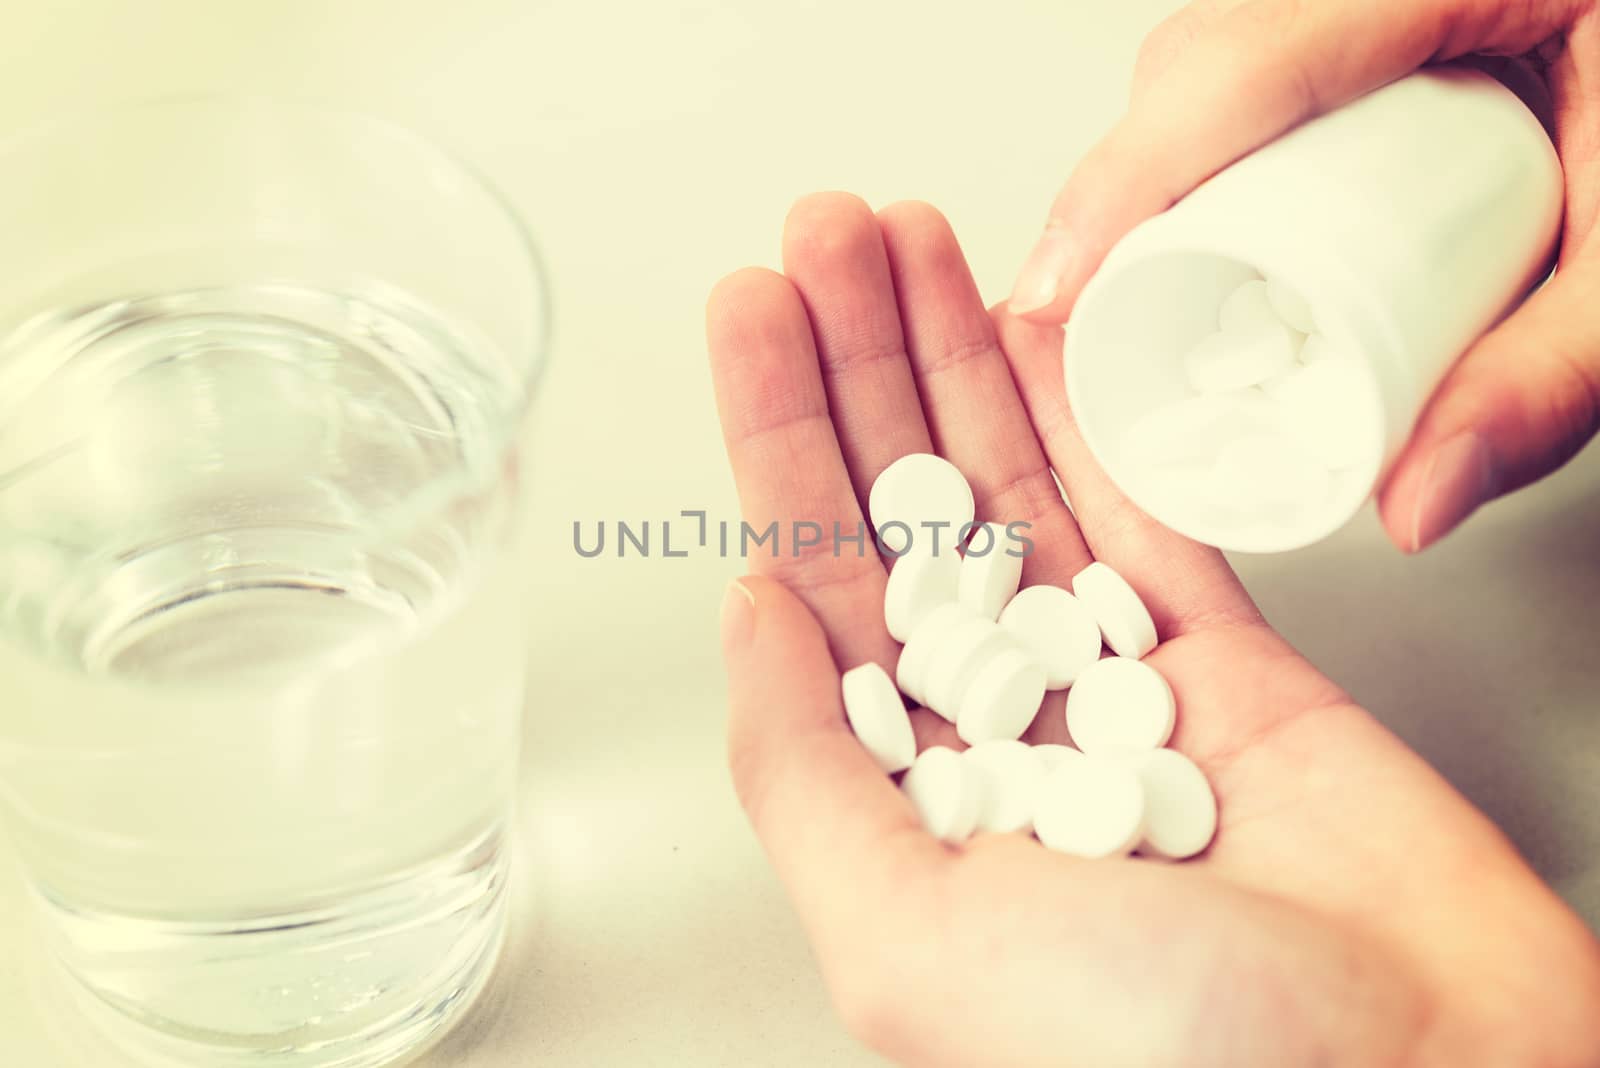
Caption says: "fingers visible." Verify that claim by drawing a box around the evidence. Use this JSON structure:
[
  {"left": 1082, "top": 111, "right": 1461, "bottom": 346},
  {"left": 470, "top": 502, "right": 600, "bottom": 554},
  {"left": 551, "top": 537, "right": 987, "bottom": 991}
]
[
  {"left": 1377, "top": 260, "right": 1600, "bottom": 551},
  {"left": 1009, "top": 0, "right": 1576, "bottom": 322},
  {"left": 706, "top": 269, "right": 898, "bottom": 673},
  {"left": 1378, "top": 19, "right": 1600, "bottom": 551},
  {"left": 781, "top": 193, "right": 933, "bottom": 518},
  {"left": 997, "top": 307, "right": 1262, "bottom": 639},
  {"left": 720, "top": 577, "right": 948, "bottom": 984},
  {"left": 877, "top": 201, "right": 1092, "bottom": 587}
]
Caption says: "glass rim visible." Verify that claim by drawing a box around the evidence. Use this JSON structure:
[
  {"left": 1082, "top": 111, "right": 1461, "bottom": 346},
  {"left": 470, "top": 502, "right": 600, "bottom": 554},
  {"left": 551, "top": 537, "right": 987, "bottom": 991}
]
[{"left": 0, "top": 91, "right": 553, "bottom": 409}]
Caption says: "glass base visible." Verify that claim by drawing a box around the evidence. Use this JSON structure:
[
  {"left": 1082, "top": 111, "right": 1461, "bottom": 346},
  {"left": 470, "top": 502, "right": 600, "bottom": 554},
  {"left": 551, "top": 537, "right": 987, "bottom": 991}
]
[{"left": 33, "top": 830, "right": 507, "bottom": 1068}]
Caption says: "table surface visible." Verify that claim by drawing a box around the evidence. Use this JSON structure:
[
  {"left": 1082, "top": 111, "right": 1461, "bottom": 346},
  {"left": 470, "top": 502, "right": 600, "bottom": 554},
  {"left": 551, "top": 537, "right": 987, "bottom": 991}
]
[{"left": 2, "top": 2, "right": 1597, "bottom": 1064}]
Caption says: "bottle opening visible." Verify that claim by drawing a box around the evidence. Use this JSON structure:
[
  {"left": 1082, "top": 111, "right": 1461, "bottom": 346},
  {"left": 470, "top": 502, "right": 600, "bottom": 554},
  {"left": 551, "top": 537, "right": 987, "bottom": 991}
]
[{"left": 1063, "top": 250, "right": 1385, "bottom": 553}]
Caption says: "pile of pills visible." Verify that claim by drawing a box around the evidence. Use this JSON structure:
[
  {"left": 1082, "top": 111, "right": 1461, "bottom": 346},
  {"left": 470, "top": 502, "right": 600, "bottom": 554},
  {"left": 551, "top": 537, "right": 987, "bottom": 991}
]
[
  {"left": 840, "top": 453, "right": 1217, "bottom": 861},
  {"left": 1119, "top": 275, "right": 1375, "bottom": 523}
]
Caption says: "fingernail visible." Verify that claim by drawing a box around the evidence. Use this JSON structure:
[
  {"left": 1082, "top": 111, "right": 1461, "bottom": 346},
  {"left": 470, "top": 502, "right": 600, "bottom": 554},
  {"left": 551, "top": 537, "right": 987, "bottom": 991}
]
[
  {"left": 1009, "top": 225, "right": 1077, "bottom": 315},
  {"left": 1410, "top": 432, "right": 1499, "bottom": 552},
  {"left": 720, "top": 578, "right": 757, "bottom": 650}
]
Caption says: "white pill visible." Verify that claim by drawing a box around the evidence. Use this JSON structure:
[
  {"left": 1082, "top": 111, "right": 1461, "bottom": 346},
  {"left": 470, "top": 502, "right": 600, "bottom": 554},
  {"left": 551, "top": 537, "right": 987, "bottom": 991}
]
[
  {"left": 1121, "top": 748, "right": 1217, "bottom": 860},
  {"left": 957, "top": 522, "right": 1025, "bottom": 621},
  {"left": 1030, "top": 743, "right": 1085, "bottom": 774},
  {"left": 1260, "top": 358, "right": 1372, "bottom": 471},
  {"left": 1265, "top": 276, "right": 1316, "bottom": 334},
  {"left": 1217, "top": 278, "right": 1277, "bottom": 335},
  {"left": 956, "top": 646, "right": 1046, "bottom": 746},
  {"left": 1295, "top": 332, "right": 1355, "bottom": 366},
  {"left": 840, "top": 662, "right": 916, "bottom": 774},
  {"left": 962, "top": 739, "right": 1044, "bottom": 834},
  {"left": 1119, "top": 390, "right": 1282, "bottom": 470},
  {"left": 1071, "top": 561, "right": 1157, "bottom": 660},
  {"left": 1064, "top": 656, "right": 1175, "bottom": 754},
  {"left": 1032, "top": 753, "right": 1145, "bottom": 859},
  {"left": 1183, "top": 326, "right": 1298, "bottom": 394},
  {"left": 1210, "top": 433, "right": 1334, "bottom": 514},
  {"left": 901, "top": 746, "right": 981, "bottom": 843},
  {"left": 997, "top": 584, "right": 1103, "bottom": 690},
  {"left": 838, "top": 661, "right": 915, "bottom": 770},
  {"left": 923, "top": 616, "right": 1013, "bottom": 722},
  {"left": 883, "top": 542, "right": 961, "bottom": 642},
  {"left": 896, "top": 602, "right": 977, "bottom": 706},
  {"left": 869, "top": 453, "right": 976, "bottom": 555}
]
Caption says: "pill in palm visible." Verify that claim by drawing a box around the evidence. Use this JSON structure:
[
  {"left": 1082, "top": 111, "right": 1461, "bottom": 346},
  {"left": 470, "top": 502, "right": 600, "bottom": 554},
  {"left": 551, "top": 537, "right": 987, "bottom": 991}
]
[
  {"left": 957, "top": 522, "right": 1025, "bottom": 621},
  {"left": 1064, "top": 656, "right": 1176, "bottom": 754},
  {"left": 883, "top": 542, "right": 961, "bottom": 642},
  {"left": 997, "top": 584, "right": 1103, "bottom": 690},
  {"left": 869, "top": 453, "right": 975, "bottom": 555},
  {"left": 1071, "top": 561, "right": 1157, "bottom": 660},
  {"left": 923, "top": 616, "right": 1013, "bottom": 723},
  {"left": 901, "top": 746, "right": 981, "bottom": 843},
  {"left": 1122, "top": 748, "right": 1217, "bottom": 860},
  {"left": 956, "top": 646, "right": 1047, "bottom": 746},
  {"left": 962, "top": 739, "right": 1044, "bottom": 834},
  {"left": 1030, "top": 743, "right": 1085, "bottom": 774},
  {"left": 1264, "top": 277, "right": 1316, "bottom": 334},
  {"left": 1032, "top": 753, "right": 1146, "bottom": 859},
  {"left": 1183, "top": 325, "right": 1298, "bottom": 394},
  {"left": 896, "top": 602, "right": 976, "bottom": 706},
  {"left": 840, "top": 662, "right": 916, "bottom": 774},
  {"left": 1217, "top": 278, "right": 1279, "bottom": 335}
]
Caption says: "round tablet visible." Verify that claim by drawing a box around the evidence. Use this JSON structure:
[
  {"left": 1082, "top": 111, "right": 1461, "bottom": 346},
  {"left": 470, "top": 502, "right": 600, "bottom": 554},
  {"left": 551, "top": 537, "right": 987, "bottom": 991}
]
[
  {"left": 1264, "top": 276, "right": 1316, "bottom": 334},
  {"left": 883, "top": 542, "right": 961, "bottom": 642},
  {"left": 869, "top": 453, "right": 975, "bottom": 556},
  {"left": 1064, "top": 656, "right": 1176, "bottom": 754},
  {"left": 1217, "top": 278, "right": 1276, "bottom": 335},
  {"left": 1032, "top": 754, "right": 1145, "bottom": 858},
  {"left": 956, "top": 646, "right": 1046, "bottom": 746},
  {"left": 1122, "top": 748, "right": 1217, "bottom": 860},
  {"left": 896, "top": 602, "right": 977, "bottom": 705},
  {"left": 901, "top": 746, "right": 981, "bottom": 843},
  {"left": 962, "top": 739, "right": 1044, "bottom": 834},
  {"left": 997, "top": 584, "right": 1103, "bottom": 690},
  {"left": 1030, "top": 743, "right": 1085, "bottom": 774},
  {"left": 1071, "top": 562, "right": 1158, "bottom": 660},
  {"left": 1295, "top": 332, "right": 1355, "bottom": 366},
  {"left": 1119, "top": 390, "right": 1281, "bottom": 470},
  {"left": 923, "top": 617, "right": 1012, "bottom": 723},
  {"left": 1183, "top": 325, "right": 1297, "bottom": 394},
  {"left": 957, "top": 522, "right": 1025, "bottom": 621},
  {"left": 840, "top": 662, "right": 916, "bottom": 774}
]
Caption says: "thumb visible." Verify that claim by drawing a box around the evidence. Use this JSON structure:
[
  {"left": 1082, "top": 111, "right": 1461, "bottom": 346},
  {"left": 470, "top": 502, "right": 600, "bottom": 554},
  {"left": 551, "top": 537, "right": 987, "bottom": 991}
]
[
  {"left": 718, "top": 576, "right": 944, "bottom": 963},
  {"left": 1378, "top": 262, "right": 1600, "bottom": 552}
]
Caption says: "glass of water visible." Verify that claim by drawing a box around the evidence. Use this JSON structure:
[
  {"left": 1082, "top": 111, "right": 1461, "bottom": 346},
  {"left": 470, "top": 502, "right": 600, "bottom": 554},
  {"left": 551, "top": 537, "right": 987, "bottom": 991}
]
[{"left": 0, "top": 98, "right": 546, "bottom": 1066}]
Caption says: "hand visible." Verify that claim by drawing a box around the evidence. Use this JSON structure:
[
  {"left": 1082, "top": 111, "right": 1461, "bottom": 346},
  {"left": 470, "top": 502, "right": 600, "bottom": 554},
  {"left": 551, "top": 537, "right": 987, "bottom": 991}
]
[
  {"left": 1009, "top": 0, "right": 1600, "bottom": 554},
  {"left": 707, "top": 194, "right": 1600, "bottom": 1067}
]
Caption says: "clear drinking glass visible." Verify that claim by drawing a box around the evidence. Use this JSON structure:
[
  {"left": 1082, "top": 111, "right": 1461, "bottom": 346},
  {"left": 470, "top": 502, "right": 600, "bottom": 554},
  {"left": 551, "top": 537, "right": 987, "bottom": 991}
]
[{"left": 0, "top": 98, "right": 546, "bottom": 1066}]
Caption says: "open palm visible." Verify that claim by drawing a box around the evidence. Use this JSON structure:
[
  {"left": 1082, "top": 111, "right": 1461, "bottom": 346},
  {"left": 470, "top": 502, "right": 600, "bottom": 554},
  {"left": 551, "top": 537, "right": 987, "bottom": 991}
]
[{"left": 707, "top": 194, "right": 1600, "bottom": 1068}]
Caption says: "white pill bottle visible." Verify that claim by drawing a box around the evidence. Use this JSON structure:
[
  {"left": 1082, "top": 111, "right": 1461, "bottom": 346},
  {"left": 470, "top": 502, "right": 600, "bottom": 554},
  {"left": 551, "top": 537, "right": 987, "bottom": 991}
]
[{"left": 1063, "top": 67, "right": 1562, "bottom": 552}]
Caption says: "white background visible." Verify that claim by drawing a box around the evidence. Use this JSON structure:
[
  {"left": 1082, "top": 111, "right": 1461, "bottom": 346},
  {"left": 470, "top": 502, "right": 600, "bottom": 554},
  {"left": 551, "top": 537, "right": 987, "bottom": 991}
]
[{"left": 1, "top": 1, "right": 1597, "bottom": 1064}]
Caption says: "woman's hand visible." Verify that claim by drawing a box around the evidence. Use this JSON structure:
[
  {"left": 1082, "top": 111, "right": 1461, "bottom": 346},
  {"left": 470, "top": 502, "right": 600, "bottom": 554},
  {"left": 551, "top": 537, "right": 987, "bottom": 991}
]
[
  {"left": 1010, "top": 0, "right": 1600, "bottom": 554},
  {"left": 708, "top": 194, "right": 1600, "bottom": 1067}
]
